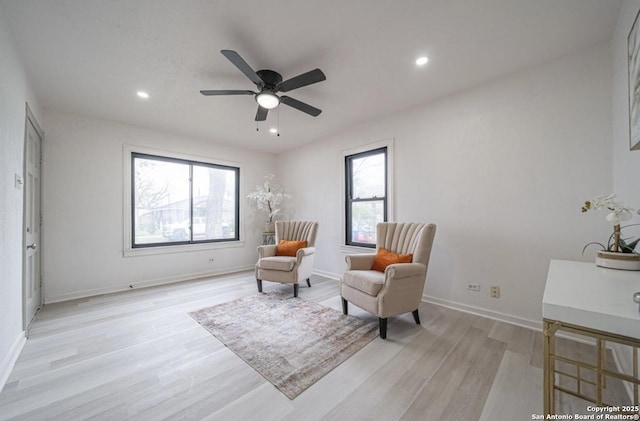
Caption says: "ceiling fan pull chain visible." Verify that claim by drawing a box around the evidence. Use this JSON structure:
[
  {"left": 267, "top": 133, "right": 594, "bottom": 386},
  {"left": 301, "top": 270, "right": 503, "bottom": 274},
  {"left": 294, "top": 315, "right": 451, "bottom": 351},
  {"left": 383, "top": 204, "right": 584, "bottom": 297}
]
[{"left": 277, "top": 107, "right": 280, "bottom": 137}]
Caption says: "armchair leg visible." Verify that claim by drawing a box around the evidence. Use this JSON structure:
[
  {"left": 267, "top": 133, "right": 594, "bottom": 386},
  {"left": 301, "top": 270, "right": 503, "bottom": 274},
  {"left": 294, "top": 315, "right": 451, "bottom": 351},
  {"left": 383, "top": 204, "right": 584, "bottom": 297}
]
[
  {"left": 379, "top": 318, "right": 388, "bottom": 340},
  {"left": 256, "top": 279, "right": 263, "bottom": 293},
  {"left": 412, "top": 309, "right": 421, "bottom": 325},
  {"left": 293, "top": 283, "right": 299, "bottom": 298},
  {"left": 341, "top": 298, "right": 348, "bottom": 315},
  {"left": 306, "top": 278, "right": 311, "bottom": 288}
]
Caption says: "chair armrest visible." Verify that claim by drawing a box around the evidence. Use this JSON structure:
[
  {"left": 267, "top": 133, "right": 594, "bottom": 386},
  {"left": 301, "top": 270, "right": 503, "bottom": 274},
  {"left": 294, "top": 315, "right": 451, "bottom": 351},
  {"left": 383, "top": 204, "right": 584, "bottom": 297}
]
[
  {"left": 345, "top": 254, "right": 376, "bottom": 270},
  {"left": 295, "top": 247, "right": 315, "bottom": 266},
  {"left": 385, "top": 263, "right": 426, "bottom": 280},
  {"left": 296, "top": 246, "right": 315, "bottom": 258},
  {"left": 257, "top": 245, "right": 277, "bottom": 258}
]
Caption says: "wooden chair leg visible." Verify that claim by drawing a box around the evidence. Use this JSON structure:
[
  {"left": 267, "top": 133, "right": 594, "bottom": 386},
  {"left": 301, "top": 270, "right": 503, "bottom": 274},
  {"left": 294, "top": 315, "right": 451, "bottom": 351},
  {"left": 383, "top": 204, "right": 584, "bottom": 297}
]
[
  {"left": 256, "top": 279, "right": 263, "bottom": 293},
  {"left": 306, "top": 278, "right": 311, "bottom": 288},
  {"left": 341, "top": 298, "right": 348, "bottom": 315},
  {"left": 412, "top": 309, "right": 421, "bottom": 325},
  {"left": 379, "top": 318, "right": 388, "bottom": 339},
  {"left": 293, "top": 283, "right": 299, "bottom": 297}
]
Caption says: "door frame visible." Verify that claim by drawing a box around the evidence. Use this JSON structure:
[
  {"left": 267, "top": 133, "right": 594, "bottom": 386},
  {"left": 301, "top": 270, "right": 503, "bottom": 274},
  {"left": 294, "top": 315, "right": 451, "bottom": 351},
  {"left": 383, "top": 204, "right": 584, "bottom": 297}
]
[{"left": 22, "top": 104, "right": 44, "bottom": 332}]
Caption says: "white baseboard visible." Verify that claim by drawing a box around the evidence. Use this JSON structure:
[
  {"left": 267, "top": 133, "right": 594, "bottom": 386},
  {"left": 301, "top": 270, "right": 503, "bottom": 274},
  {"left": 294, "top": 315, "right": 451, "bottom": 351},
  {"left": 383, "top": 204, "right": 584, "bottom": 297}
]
[
  {"left": 45, "top": 265, "right": 255, "bottom": 304},
  {"left": 422, "top": 294, "right": 541, "bottom": 331},
  {"left": 311, "top": 268, "right": 341, "bottom": 281},
  {"left": 0, "top": 332, "right": 26, "bottom": 392},
  {"left": 311, "top": 271, "right": 542, "bottom": 331},
  {"left": 311, "top": 269, "right": 543, "bottom": 331},
  {"left": 424, "top": 295, "right": 608, "bottom": 349}
]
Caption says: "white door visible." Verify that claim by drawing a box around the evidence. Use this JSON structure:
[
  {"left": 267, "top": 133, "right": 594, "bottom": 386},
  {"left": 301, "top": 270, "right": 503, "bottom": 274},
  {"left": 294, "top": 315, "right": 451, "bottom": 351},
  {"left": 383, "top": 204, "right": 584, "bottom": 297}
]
[{"left": 24, "top": 109, "right": 43, "bottom": 330}]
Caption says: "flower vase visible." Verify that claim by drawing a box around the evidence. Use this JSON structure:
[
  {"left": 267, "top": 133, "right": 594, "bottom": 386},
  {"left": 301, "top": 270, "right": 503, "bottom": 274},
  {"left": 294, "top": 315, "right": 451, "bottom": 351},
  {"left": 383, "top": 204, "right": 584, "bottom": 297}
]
[
  {"left": 595, "top": 251, "right": 640, "bottom": 271},
  {"left": 264, "top": 221, "right": 275, "bottom": 233}
]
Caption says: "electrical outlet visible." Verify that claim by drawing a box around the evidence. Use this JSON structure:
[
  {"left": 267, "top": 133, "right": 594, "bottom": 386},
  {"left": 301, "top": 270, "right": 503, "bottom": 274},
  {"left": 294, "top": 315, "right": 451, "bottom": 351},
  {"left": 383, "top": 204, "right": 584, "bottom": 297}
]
[
  {"left": 490, "top": 286, "right": 500, "bottom": 298},
  {"left": 14, "top": 174, "right": 23, "bottom": 190},
  {"left": 467, "top": 283, "right": 480, "bottom": 292}
]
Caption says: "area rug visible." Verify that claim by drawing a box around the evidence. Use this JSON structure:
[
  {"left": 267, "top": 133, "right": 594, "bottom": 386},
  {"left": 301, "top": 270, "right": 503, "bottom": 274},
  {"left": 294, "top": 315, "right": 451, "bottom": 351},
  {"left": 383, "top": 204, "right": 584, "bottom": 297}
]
[{"left": 188, "top": 291, "right": 378, "bottom": 399}]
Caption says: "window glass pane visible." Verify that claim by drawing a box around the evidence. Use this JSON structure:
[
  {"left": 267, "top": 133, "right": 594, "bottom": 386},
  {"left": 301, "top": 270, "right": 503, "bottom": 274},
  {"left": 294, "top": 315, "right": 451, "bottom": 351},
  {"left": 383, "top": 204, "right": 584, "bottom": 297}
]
[
  {"left": 351, "top": 200, "right": 384, "bottom": 244},
  {"left": 132, "top": 153, "right": 240, "bottom": 248},
  {"left": 192, "top": 165, "right": 237, "bottom": 240},
  {"left": 351, "top": 152, "right": 385, "bottom": 199},
  {"left": 134, "top": 157, "right": 190, "bottom": 245}
]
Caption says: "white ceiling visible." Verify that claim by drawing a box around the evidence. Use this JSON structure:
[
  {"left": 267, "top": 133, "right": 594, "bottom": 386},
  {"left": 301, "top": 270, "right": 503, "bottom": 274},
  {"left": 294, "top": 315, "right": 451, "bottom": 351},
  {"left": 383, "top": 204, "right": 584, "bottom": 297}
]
[{"left": 1, "top": 0, "right": 622, "bottom": 154}]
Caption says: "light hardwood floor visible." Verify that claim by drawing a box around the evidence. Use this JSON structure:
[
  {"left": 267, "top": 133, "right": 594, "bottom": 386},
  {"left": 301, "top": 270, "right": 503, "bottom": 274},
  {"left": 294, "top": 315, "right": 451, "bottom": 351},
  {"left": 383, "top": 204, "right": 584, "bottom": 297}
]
[{"left": 0, "top": 272, "right": 624, "bottom": 420}]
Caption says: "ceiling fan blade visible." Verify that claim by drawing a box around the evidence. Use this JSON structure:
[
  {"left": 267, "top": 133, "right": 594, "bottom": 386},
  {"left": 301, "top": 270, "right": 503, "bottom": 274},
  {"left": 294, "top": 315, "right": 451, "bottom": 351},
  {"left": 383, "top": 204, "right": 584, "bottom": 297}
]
[
  {"left": 278, "top": 69, "right": 326, "bottom": 92},
  {"left": 255, "top": 106, "right": 268, "bottom": 121},
  {"left": 200, "top": 90, "right": 255, "bottom": 96},
  {"left": 280, "top": 96, "right": 322, "bottom": 117},
  {"left": 221, "top": 50, "right": 264, "bottom": 86}
]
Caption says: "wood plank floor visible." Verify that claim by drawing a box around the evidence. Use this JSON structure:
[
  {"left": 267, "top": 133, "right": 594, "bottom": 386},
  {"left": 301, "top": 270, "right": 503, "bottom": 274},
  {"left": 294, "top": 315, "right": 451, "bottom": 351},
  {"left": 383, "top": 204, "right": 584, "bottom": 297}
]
[{"left": 0, "top": 272, "right": 626, "bottom": 420}]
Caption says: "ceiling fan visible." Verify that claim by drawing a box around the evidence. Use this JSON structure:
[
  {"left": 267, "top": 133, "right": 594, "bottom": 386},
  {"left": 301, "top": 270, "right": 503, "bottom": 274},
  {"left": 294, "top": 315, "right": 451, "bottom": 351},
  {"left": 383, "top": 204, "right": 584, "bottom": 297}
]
[{"left": 200, "top": 50, "right": 326, "bottom": 122}]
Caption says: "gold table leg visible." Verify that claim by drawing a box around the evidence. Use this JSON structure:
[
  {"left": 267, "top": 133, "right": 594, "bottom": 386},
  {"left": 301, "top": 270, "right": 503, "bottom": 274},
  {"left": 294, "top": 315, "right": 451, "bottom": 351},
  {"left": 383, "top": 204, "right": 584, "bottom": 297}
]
[
  {"left": 542, "top": 319, "right": 640, "bottom": 416},
  {"left": 543, "top": 319, "right": 558, "bottom": 415}
]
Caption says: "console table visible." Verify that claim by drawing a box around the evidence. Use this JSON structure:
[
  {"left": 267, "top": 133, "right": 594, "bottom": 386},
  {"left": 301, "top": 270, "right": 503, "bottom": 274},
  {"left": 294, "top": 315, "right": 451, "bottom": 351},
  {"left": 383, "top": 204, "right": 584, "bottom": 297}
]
[
  {"left": 262, "top": 232, "right": 275, "bottom": 245},
  {"left": 543, "top": 259, "right": 640, "bottom": 415}
]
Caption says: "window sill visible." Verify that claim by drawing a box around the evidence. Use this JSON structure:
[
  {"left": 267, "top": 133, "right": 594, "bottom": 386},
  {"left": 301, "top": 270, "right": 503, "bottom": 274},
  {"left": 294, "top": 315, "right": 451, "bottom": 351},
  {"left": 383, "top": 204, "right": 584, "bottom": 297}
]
[
  {"left": 123, "top": 240, "right": 246, "bottom": 257},
  {"left": 340, "top": 244, "right": 376, "bottom": 255}
]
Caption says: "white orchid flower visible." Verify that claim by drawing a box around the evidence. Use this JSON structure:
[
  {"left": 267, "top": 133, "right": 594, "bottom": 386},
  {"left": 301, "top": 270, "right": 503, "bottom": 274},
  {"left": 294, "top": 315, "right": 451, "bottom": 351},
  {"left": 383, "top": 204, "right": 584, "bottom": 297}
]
[
  {"left": 606, "top": 209, "right": 633, "bottom": 224},
  {"left": 590, "top": 193, "right": 616, "bottom": 209},
  {"left": 604, "top": 201, "right": 634, "bottom": 224},
  {"left": 247, "top": 174, "right": 291, "bottom": 221}
]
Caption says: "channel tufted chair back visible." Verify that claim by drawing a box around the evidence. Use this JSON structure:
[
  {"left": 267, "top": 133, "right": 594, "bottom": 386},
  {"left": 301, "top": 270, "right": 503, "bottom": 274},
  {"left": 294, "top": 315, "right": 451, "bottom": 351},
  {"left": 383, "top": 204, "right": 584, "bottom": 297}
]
[
  {"left": 341, "top": 222, "right": 436, "bottom": 339},
  {"left": 276, "top": 220, "right": 318, "bottom": 247},
  {"left": 377, "top": 222, "right": 435, "bottom": 267}
]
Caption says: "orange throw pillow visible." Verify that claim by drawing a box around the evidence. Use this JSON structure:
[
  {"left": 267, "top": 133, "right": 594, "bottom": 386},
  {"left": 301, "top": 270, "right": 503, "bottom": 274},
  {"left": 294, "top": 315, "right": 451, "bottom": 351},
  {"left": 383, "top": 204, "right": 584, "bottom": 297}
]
[
  {"left": 276, "top": 240, "right": 308, "bottom": 257},
  {"left": 371, "top": 248, "right": 413, "bottom": 272}
]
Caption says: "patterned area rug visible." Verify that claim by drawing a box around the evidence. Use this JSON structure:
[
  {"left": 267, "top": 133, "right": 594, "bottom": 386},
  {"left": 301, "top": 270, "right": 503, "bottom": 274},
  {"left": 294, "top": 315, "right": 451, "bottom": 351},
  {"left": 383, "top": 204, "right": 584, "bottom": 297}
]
[{"left": 188, "top": 291, "right": 378, "bottom": 399}]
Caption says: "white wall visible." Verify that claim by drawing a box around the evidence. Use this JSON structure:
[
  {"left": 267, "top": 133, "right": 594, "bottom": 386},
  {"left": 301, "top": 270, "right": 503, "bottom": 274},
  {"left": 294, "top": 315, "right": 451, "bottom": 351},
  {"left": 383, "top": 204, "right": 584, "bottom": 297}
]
[
  {"left": 277, "top": 43, "right": 614, "bottom": 326},
  {"left": 42, "top": 109, "right": 276, "bottom": 302},
  {"left": 0, "top": 6, "right": 42, "bottom": 389}
]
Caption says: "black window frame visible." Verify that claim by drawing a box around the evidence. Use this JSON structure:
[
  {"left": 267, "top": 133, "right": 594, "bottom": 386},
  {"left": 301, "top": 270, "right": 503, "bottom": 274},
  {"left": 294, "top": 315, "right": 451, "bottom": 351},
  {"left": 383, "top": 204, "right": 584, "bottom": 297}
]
[
  {"left": 345, "top": 147, "right": 388, "bottom": 248},
  {"left": 131, "top": 152, "right": 240, "bottom": 248}
]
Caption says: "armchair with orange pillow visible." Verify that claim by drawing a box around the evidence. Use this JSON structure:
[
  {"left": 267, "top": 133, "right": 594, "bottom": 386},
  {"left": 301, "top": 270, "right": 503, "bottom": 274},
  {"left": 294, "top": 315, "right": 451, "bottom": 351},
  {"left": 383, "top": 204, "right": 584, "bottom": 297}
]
[
  {"left": 255, "top": 221, "right": 319, "bottom": 297},
  {"left": 341, "top": 222, "right": 436, "bottom": 339}
]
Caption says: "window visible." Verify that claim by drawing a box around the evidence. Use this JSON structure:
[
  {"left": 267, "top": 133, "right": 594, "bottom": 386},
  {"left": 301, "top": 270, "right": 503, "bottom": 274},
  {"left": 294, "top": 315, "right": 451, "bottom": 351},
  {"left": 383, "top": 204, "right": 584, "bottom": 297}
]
[
  {"left": 345, "top": 147, "right": 387, "bottom": 247},
  {"left": 131, "top": 152, "right": 239, "bottom": 248}
]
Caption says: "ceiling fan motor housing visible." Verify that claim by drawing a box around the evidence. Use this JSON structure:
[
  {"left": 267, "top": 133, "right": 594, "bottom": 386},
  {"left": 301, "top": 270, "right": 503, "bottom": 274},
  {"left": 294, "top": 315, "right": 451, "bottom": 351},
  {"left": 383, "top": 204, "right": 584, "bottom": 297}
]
[{"left": 256, "top": 70, "right": 283, "bottom": 91}]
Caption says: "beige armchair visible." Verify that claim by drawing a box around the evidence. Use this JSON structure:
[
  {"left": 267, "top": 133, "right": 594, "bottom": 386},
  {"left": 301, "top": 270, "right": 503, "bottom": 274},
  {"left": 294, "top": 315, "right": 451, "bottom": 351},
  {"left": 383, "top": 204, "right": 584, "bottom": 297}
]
[
  {"left": 341, "top": 222, "right": 436, "bottom": 339},
  {"left": 256, "top": 221, "right": 319, "bottom": 297}
]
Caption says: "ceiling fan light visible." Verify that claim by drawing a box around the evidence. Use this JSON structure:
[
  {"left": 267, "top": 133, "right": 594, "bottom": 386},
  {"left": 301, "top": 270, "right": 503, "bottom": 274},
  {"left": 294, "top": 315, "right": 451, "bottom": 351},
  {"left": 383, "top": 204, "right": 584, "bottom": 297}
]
[{"left": 256, "top": 92, "right": 280, "bottom": 109}]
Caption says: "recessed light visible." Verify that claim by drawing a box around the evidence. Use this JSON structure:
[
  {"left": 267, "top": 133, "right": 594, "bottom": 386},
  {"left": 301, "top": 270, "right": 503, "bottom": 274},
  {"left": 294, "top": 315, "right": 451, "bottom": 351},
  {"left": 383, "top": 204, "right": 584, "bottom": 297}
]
[
  {"left": 415, "top": 56, "right": 429, "bottom": 66},
  {"left": 137, "top": 91, "right": 149, "bottom": 99},
  {"left": 269, "top": 128, "right": 278, "bottom": 134}
]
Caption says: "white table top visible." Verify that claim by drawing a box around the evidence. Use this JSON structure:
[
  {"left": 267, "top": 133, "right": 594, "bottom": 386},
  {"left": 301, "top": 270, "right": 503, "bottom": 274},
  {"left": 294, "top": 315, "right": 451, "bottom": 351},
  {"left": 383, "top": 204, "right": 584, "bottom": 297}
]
[{"left": 543, "top": 259, "right": 640, "bottom": 339}]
